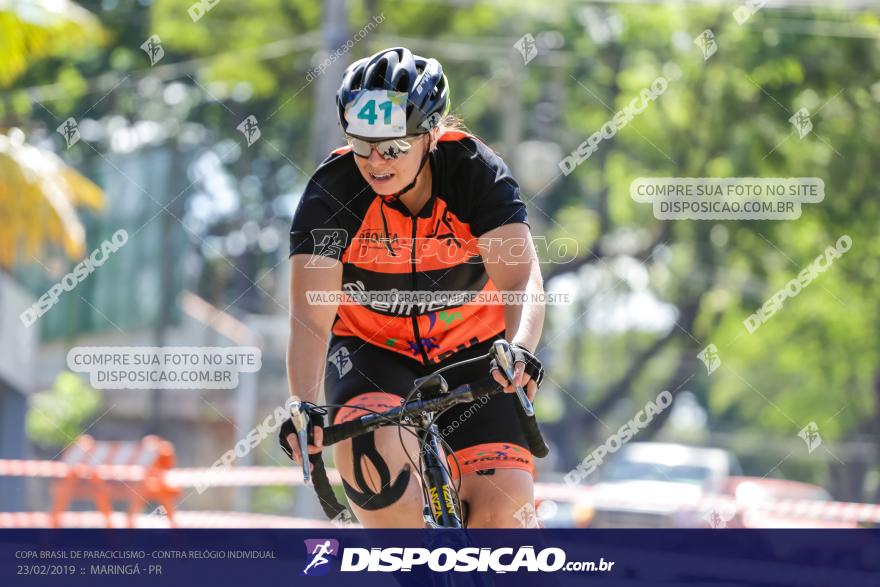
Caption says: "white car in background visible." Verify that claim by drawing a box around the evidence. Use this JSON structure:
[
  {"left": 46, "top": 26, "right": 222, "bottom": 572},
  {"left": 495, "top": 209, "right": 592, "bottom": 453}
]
[{"left": 579, "top": 442, "right": 743, "bottom": 528}]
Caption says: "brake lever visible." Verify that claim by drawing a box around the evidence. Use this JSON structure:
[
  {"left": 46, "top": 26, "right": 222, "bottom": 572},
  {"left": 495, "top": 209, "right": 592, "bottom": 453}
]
[
  {"left": 287, "top": 397, "right": 312, "bottom": 483},
  {"left": 492, "top": 340, "right": 535, "bottom": 417}
]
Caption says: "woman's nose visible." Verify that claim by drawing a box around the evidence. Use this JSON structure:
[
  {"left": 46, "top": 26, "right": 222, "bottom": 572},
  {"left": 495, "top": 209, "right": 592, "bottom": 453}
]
[{"left": 367, "top": 147, "right": 386, "bottom": 164}]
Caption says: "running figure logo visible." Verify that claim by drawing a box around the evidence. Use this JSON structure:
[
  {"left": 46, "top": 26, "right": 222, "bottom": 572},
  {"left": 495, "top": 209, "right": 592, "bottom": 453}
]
[
  {"left": 789, "top": 107, "right": 813, "bottom": 139},
  {"left": 514, "top": 33, "right": 538, "bottom": 65},
  {"left": 307, "top": 228, "right": 347, "bottom": 265},
  {"left": 702, "top": 503, "right": 737, "bottom": 528},
  {"left": 301, "top": 539, "right": 339, "bottom": 576},
  {"left": 697, "top": 344, "right": 721, "bottom": 375},
  {"left": 693, "top": 29, "right": 718, "bottom": 61},
  {"left": 237, "top": 115, "right": 262, "bottom": 146},
  {"left": 329, "top": 346, "right": 352, "bottom": 378},
  {"left": 140, "top": 34, "right": 165, "bottom": 66},
  {"left": 798, "top": 421, "right": 822, "bottom": 453},
  {"left": 56, "top": 118, "right": 81, "bottom": 149}
]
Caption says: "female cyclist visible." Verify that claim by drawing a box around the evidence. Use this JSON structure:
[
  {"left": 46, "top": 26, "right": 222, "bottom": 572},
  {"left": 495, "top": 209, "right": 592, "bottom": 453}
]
[{"left": 281, "top": 47, "right": 546, "bottom": 528}]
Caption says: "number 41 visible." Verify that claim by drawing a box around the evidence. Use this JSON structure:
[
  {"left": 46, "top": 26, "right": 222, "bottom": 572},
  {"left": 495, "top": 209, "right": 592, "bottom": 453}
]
[{"left": 357, "top": 99, "right": 392, "bottom": 125}]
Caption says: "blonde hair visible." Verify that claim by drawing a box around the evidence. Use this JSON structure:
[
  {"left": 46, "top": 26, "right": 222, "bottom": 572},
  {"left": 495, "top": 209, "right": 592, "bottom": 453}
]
[
  {"left": 439, "top": 113, "right": 468, "bottom": 133},
  {"left": 430, "top": 113, "right": 472, "bottom": 151}
]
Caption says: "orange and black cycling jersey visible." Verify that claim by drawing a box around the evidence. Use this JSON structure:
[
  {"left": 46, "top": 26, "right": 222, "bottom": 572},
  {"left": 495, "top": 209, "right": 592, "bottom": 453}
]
[{"left": 289, "top": 131, "right": 528, "bottom": 364}]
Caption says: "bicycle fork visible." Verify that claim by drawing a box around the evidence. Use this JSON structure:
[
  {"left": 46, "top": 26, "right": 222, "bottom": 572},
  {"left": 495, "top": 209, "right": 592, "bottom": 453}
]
[{"left": 416, "top": 414, "right": 462, "bottom": 528}]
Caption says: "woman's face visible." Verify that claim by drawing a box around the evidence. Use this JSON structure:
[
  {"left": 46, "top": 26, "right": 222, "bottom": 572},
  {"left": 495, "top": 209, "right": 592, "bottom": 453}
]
[{"left": 352, "top": 134, "right": 432, "bottom": 195}]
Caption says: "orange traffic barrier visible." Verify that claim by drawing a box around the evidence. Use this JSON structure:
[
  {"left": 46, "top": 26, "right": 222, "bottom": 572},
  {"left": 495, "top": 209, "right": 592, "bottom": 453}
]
[{"left": 49, "top": 435, "right": 181, "bottom": 529}]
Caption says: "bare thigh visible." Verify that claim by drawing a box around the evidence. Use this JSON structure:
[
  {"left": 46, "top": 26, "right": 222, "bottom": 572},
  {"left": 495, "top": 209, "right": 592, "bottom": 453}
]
[
  {"left": 333, "top": 425, "right": 426, "bottom": 528},
  {"left": 458, "top": 469, "right": 535, "bottom": 528}
]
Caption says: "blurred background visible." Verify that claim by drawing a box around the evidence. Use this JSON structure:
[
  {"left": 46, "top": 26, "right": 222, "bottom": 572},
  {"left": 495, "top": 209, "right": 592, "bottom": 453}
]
[{"left": 1, "top": 0, "right": 879, "bottom": 528}]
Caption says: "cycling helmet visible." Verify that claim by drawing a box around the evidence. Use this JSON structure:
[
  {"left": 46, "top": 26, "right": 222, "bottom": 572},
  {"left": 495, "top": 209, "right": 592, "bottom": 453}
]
[{"left": 336, "top": 47, "right": 449, "bottom": 139}]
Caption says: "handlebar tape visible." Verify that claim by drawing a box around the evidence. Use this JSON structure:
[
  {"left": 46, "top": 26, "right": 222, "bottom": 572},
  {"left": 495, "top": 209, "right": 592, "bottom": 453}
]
[
  {"left": 321, "top": 418, "right": 368, "bottom": 447},
  {"left": 308, "top": 451, "right": 348, "bottom": 520},
  {"left": 455, "top": 378, "right": 552, "bottom": 459},
  {"left": 516, "top": 403, "right": 550, "bottom": 458}
]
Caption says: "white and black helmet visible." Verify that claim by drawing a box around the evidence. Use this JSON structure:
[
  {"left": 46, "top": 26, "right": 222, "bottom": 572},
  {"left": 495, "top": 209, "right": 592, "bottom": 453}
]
[{"left": 336, "top": 47, "right": 450, "bottom": 139}]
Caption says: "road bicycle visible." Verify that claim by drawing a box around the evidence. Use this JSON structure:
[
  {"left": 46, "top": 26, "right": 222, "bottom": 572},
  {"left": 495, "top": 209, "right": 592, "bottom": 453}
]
[{"left": 288, "top": 340, "right": 549, "bottom": 528}]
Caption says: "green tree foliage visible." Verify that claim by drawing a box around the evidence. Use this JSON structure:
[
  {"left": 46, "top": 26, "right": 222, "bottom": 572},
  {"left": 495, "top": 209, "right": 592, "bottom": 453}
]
[{"left": 27, "top": 372, "right": 101, "bottom": 448}]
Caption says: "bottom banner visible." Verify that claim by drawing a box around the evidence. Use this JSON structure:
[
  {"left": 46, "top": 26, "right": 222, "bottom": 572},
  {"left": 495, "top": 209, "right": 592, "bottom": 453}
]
[{"left": 1, "top": 529, "right": 878, "bottom": 586}]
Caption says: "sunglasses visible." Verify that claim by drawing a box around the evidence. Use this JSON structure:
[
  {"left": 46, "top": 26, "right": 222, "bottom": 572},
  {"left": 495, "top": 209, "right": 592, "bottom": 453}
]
[{"left": 346, "top": 135, "right": 423, "bottom": 160}]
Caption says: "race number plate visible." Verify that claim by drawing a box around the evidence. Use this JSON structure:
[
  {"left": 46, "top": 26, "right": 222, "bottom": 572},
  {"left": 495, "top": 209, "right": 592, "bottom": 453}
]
[{"left": 344, "top": 90, "right": 408, "bottom": 138}]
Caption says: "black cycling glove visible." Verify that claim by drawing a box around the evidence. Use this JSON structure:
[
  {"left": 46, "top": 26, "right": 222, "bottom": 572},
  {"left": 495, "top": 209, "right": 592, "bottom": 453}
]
[
  {"left": 278, "top": 401, "right": 326, "bottom": 461},
  {"left": 278, "top": 418, "right": 297, "bottom": 461},
  {"left": 489, "top": 342, "right": 545, "bottom": 388}
]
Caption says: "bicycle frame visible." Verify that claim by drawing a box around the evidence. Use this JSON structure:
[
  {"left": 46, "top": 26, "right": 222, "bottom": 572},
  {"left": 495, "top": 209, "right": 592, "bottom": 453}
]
[
  {"left": 413, "top": 410, "right": 462, "bottom": 528},
  {"left": 291, "top": 340, "right": 549, "bottom": 528}
]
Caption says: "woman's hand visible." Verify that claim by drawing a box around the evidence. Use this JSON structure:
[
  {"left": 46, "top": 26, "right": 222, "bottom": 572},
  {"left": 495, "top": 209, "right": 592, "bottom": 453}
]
[
  {"left": 279, "top": 417, "right": 324, "bottom": 474},
  {"left": 490, "top": 342, "right": 544, "bottom": 401}
]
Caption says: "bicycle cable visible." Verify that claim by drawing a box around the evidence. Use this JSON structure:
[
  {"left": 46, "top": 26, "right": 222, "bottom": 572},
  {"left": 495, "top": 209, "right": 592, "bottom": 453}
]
[
  {"left": 308, "top": 351, "right": 493, "bottom": 526},
  {"left": 411, "top": 405, "right": 469, "bottom": 526},
  {"left": 420, "top": 402, "right": 468, "bottom": 521},
  {"left": 310, "top": 401, "right": 464, "bottom": 520},
  {"left": 301, "top": 402, "right": 429, "bottom": 516},
  {"left": 396, "top": 352, "right": 492, "bottom": 526}
]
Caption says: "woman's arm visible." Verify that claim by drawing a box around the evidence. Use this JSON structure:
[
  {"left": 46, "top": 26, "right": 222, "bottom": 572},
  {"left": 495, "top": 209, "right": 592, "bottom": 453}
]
[
  {"left": 480, "top": 222, "right": 545, "bottom": 397},
  {"left": 285, "top": 254, "right": 342, "bottom": 463},
  {"left": 287, "top": 254, "right": 342, "bottom": 404}
]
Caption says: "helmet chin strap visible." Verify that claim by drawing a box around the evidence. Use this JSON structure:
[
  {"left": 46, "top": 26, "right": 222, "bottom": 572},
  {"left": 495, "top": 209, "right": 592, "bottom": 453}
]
[{"left": 383, "top": 144, "right": 431, "bottom": 201}]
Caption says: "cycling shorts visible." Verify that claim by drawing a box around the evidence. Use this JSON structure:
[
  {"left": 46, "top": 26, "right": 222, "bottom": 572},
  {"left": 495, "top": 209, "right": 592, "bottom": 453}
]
[{"left": 324, "top": 334, "right": 534, "bottom": 480}]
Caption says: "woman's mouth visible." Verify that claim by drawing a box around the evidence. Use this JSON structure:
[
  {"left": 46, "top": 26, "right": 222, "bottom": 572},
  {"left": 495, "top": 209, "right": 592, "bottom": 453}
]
[{"left": 368, "top": 170, "right": 395, "bottom": 184}]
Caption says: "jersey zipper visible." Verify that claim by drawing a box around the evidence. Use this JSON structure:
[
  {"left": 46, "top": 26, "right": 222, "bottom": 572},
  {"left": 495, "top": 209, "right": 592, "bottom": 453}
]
[{"left": 409, "top": 214, "right": 430, "bottom": 364}]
